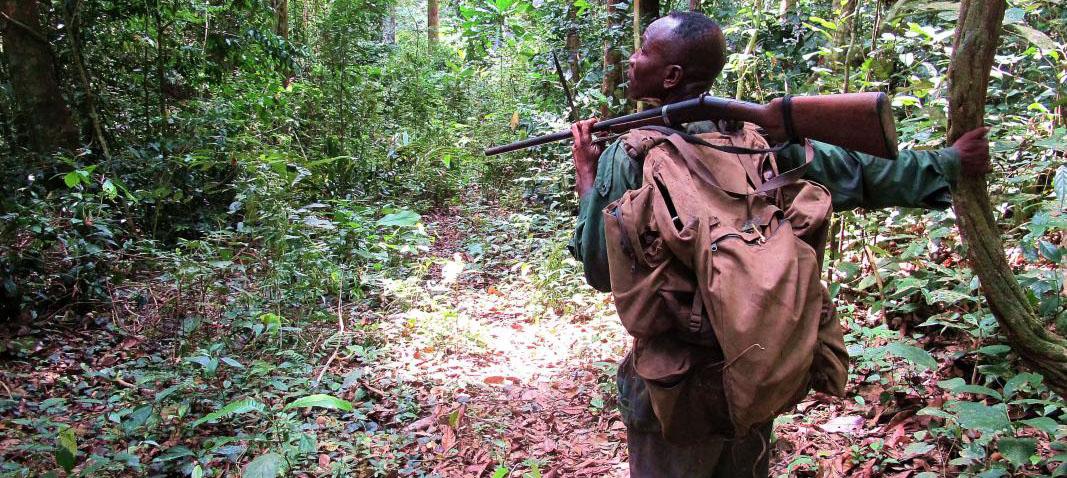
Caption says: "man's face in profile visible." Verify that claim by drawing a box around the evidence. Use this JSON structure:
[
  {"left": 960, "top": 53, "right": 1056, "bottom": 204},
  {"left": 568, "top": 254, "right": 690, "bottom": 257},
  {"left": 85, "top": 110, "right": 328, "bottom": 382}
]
[{"left": 626, "top": 18, "right": 678, "bottom": 104}]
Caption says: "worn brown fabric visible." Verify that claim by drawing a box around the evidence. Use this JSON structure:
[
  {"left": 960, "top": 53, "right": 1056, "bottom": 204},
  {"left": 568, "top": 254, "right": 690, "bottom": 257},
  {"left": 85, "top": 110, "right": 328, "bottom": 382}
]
[{"left": 604, "top": 124, "right": 848, "bottom": 440}]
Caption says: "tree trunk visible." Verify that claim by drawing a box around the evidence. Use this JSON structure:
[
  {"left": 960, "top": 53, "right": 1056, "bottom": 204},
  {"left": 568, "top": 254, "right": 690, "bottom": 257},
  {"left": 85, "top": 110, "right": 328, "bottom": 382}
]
[
  {"left": 734, "top": 0, "right": 765, "bottom": 100},
  {"left": 66, "top": 0, "right": 110, "bottom": 159},
  {"left": 427, "top": 0, "right": 439, "bottom": 45},
  {"left": 690, "top": 0, "right": 701, "bottom": 11},
  {"left": 0, "top": 46, "right": 18, "bottom": 148},
  {"left": 600, "top": 0, "right": 622, "bottom": 117},
  {"left": 566, "top": 1, "right": 580, "bottom": 82},
  {"left": 839, "top": 0, "right": 860, "bottom": 92},
  {"left": 948, "top": 0, "right": 1067, "bottom": 396},
  {"left": 273, "top": 0, "right": 291, "bottom": 85},
  {"left": 778, "top": 0, "right": 793, "bottom": 17},
  {"left": 632, "top": 0, "right": 658, "bottom": 111},
  {"left": 382, "top": 5, "right": 396, "bottom": 45},
  {"left": 0, "top": 0, "right": 78, "bottom": 154},
  {"left": 273, "top": 0, "right": 289, "bottom": 39},
  {"left": 831, "top": 0, "right": 858, "bottom": 66},
  {"left": 633, "top": 0, "right": 659, "bottom": 51}
]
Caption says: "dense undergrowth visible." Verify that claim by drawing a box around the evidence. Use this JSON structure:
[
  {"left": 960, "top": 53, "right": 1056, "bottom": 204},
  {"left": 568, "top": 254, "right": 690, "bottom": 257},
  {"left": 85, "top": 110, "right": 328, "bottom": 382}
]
[{"left": 1, "top": 0, "right": 1065, "bottom": 476}]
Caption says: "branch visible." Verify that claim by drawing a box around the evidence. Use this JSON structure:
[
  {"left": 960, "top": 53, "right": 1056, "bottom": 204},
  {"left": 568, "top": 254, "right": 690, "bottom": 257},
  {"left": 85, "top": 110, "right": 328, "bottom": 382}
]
[
  {"left": 948, "top": 0, "right": 1067, "bottom": 396},
  {"left": 0, "top": 11, "right": 49, "bottom": 45}
]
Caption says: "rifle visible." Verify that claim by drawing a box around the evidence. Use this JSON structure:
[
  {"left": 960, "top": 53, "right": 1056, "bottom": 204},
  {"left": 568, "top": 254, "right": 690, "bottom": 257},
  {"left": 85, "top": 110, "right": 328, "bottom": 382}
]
[{"left": 484, "top": 92, "right": 899, "bottom": 159}]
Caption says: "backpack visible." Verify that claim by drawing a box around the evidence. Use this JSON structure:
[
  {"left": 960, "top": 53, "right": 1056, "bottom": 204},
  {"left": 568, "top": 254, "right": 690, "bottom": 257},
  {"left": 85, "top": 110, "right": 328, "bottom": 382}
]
[{"left": 603, "top": 123, "right": 849, "bottom": 442}]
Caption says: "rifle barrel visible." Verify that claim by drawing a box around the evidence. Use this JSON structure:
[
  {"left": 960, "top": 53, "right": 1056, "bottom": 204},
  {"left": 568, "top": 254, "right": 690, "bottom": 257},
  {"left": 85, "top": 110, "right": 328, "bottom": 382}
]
[
  {"left": 484, "top": 106, "right": 666, "bottom": 156},
  {"left": 483, "top": 93, "right": 897, "bottom": 159}
]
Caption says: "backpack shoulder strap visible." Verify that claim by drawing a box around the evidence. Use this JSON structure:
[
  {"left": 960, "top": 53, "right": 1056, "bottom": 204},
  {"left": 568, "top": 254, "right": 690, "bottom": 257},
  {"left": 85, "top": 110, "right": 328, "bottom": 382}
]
[{"left": 638, "top": 126, "right": 815, "bottom": 196}]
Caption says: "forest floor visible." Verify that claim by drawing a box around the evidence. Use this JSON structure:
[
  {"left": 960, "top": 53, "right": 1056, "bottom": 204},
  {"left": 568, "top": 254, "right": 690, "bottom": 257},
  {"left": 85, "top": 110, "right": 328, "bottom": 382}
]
[
  {"left": 381, "top": 209, "right": 631, "bottom": 477},
  {"left": 1, "top": 204, "right": 1061, "bottom": 477},
  {"left": 365, "top": 208, "right": 1060, "bottom": 478}
]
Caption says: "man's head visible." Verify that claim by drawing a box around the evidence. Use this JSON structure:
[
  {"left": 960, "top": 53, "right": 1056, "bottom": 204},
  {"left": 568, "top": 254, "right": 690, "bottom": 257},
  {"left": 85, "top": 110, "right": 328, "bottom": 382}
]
[{"left": 626, "top": 11, "right": 727, "bottom": 105}]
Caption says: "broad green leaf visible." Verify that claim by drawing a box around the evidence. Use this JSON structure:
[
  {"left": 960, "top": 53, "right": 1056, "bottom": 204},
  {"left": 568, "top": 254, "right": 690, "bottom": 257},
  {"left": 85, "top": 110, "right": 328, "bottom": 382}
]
[
  {"left": 787, "top": 456, "right": 815, "bottom": 472},
  {"left": 1002, "top": 7, "right": 1025, "bottom": 24},
  {"left": 998, "top": 438, "right": 1036, "bottom": 468},
  {"left": 191, "top": 399, "right": 266, "bottom": 428},
  {"left": 949, "top": 401, "right": 1011, "bottom": 434},
  {"left": 491, "top": 466, "right": 509, "bottom": 478},
  {"left": 284, "top": 394, "right": 353, "bottom": 412},
  {"left": 857, "top": 274, "right": 878, "bottom": 291},
  {"left": 123, "top": 404, "right": 154, "bottom": 433},
  {"left": 243, "top": 452, "right": 285, "bottom": 478},
  {"left": 937, "top": 378, "right": 1003, "bottom": 400},
  {"left": 221, "top": 357, "right": 245, "bottom": 369},
  {"left": 63, "top": 172, "right": 81, "bottom": 189},
  {"left": 977, "top": 344, "right": 1011, "bottom": 356},
  {"left": 55, "top": 427, "right": 77, "bottom": 472},
  {"left": 921, "top": 405, "right": 956, "bottom": 420},
  {"left": 377, "top": 210, "right": 420, "bottom": 227},
  {"left": 883, "top": 343, "right": 937, "bottom": 371},
  {"left": 1021, "top": 417, "right": 1059, "bottom": 435},
  {"left": 902, "top": 442, "right": 935, "bottom": 459},
  {"left": 297, "top": 432, "right": 317, "bottom": 454},
  {"left": 1004, "top": 373, "right": 1043, "bottom": 399},
  {"left": 192, "top": 465, "right": 204, "bottom": 478},
  {"left": 1039, "top": 241, "right": 1062, "bottom": 263},
  {"left": 1054, "top": 165, "right": 1067, "bottom": 210},
  {"left": 102, "top": 179, "right": 118, "bottom": 199},
  {"left": 923, "top": 289, "right": 975, "bottom": 305}
]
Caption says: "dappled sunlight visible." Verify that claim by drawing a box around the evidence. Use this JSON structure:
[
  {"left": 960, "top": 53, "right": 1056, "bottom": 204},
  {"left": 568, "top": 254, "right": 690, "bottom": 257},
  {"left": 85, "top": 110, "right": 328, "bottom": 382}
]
[{"left": 393, "top": 278, "right": 626, "bottom": 386}]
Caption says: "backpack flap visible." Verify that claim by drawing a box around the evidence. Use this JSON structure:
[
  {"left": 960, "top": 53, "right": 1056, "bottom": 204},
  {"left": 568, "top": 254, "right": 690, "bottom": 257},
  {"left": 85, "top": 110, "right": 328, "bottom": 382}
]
[
  {"left": 695, "top": 219, "right": 825, "bottom": 435},
  {"left": 603, "top": 187, "right": 697, "bottom": 339}
]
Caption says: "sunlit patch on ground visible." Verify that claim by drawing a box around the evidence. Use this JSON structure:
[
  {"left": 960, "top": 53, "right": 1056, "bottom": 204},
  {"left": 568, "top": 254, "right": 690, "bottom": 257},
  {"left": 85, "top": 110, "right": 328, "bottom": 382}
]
[{"left": 366, "top": 209, "right": 632, "bottom": 477}]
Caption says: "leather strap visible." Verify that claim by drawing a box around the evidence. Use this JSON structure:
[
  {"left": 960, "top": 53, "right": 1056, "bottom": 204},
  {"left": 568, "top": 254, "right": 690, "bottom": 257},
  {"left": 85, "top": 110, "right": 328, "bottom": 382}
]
[
  {"left": 647, "top": 126, "right": 815, "bottom": 196},
  {"left": 689, "top": 292, "right": 704, "bottom": 334},
  {"left": 782, "top": 94, "right": 800, "bottom": 144},
  {"left": 754, "top": 140, "right": 814, "bottom": 194}
]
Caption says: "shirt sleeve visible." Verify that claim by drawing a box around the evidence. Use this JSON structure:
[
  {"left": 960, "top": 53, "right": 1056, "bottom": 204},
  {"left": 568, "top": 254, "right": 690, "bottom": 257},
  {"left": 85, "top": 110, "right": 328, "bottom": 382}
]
[
  {"left": 569, "top": 140, "right": 642, "bottom": 292},
  {"left": 776, "top": 141, "right": 961, "bottom": 211}
]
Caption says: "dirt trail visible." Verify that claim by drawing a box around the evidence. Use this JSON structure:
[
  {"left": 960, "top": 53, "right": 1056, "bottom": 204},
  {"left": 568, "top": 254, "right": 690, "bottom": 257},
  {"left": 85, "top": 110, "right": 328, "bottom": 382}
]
[{"left": 387, "top": 211, "right": 631, "bottom": 477}]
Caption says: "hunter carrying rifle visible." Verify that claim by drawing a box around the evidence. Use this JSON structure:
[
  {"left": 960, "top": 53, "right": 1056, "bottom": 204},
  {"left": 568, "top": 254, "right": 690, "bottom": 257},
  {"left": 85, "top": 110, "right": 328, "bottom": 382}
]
[{"left": 558, "top": 11, "right": 990, "bottom": 477}]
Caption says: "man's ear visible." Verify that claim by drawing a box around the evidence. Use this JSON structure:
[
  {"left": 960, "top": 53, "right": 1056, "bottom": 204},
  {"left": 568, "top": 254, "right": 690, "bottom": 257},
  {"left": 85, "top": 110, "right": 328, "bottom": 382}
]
[{"left": 662, "top": 65, "right": 684, "bottom": 89}]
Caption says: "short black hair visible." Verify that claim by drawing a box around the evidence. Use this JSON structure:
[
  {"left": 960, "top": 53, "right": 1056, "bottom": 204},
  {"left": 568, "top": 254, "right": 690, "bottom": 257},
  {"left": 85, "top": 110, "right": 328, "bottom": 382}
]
[
  {"left": 666, "top": 11, "right": 720, "bottom": 42},
  {"left": 664, "top": 11, "right": 728, "bottom": 86}
]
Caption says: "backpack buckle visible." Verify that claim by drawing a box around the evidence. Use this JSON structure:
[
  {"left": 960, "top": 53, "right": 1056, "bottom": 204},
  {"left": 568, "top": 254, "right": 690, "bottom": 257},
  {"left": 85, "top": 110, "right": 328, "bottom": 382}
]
[{"left": 741, "top": 220, "right": 767, "bottom": 244}]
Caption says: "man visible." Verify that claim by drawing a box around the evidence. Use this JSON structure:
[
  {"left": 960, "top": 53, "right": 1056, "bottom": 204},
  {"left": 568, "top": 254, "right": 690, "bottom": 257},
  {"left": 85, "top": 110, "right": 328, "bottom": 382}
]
[{"left": 568, "top": 11, "right": 990, "bottom": 477}]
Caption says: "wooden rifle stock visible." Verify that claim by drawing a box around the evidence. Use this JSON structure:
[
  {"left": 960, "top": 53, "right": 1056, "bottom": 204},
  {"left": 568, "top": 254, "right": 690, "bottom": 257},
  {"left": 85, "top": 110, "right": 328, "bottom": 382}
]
[{"left": 484, "top": 92, "right": 898, "bottom": 159}]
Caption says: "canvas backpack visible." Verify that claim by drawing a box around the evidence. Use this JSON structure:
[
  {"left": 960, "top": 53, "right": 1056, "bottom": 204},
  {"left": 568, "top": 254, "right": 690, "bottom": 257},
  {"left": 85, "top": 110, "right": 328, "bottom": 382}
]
[{"left": 603, "top": 123, "right": 849, "bottom": 442}]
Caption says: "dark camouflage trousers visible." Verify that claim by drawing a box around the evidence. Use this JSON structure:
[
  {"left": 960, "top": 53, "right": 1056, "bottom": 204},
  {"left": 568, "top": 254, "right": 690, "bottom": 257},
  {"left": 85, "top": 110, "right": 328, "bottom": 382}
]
[{"left": 617, "top": 352, "right": 772, "bottom": 478}]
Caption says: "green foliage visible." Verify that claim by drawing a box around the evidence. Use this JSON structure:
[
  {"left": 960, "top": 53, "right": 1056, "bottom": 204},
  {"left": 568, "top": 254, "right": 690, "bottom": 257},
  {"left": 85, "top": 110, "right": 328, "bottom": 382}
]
[
  {"left": 243, "top": 452, "right": 286, "bottom": 478},
  {"left": 54, "top": 427, "right": 77, "bottom": 473},
  {"left": 1, "top": 0, "right": 1065, "bottom": 476}
]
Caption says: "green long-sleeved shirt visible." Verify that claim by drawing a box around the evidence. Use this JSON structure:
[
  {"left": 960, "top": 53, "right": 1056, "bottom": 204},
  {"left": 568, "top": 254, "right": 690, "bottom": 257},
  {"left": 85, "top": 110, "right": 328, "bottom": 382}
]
[{"left": 570, "top": 123, "right": 960, "bottom": 292}]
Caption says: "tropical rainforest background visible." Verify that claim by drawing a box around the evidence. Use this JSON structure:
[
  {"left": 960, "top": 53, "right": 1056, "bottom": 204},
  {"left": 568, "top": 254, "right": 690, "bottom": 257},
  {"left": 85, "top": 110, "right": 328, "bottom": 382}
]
[{"left": 0, "top": 0, "right": 1064, "bottom": 476}]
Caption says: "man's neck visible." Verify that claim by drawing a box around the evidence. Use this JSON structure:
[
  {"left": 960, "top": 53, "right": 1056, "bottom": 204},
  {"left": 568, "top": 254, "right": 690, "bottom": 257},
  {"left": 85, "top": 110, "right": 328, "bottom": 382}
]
[{"left": 660, "top": 84, "right": 709, "bottom": 105}]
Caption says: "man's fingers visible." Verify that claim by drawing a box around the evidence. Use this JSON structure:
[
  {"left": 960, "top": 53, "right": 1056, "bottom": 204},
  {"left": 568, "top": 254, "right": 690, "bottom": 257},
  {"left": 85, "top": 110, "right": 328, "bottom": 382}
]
[
  {"left": 571, "top": 123, "right": 583, "bottom": 148},
  {"left": 960, "top": 126, "right": 990, "bottom": 142},
  {"left": 580, "top": 118, "right": 598, "bottom": 135}
]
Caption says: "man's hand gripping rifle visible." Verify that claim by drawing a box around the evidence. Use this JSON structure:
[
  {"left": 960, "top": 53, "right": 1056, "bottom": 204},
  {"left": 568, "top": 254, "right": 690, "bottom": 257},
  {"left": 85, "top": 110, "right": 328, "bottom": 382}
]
[{"left": 485, "top": 92, "right": 899, "bottom": 160}]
